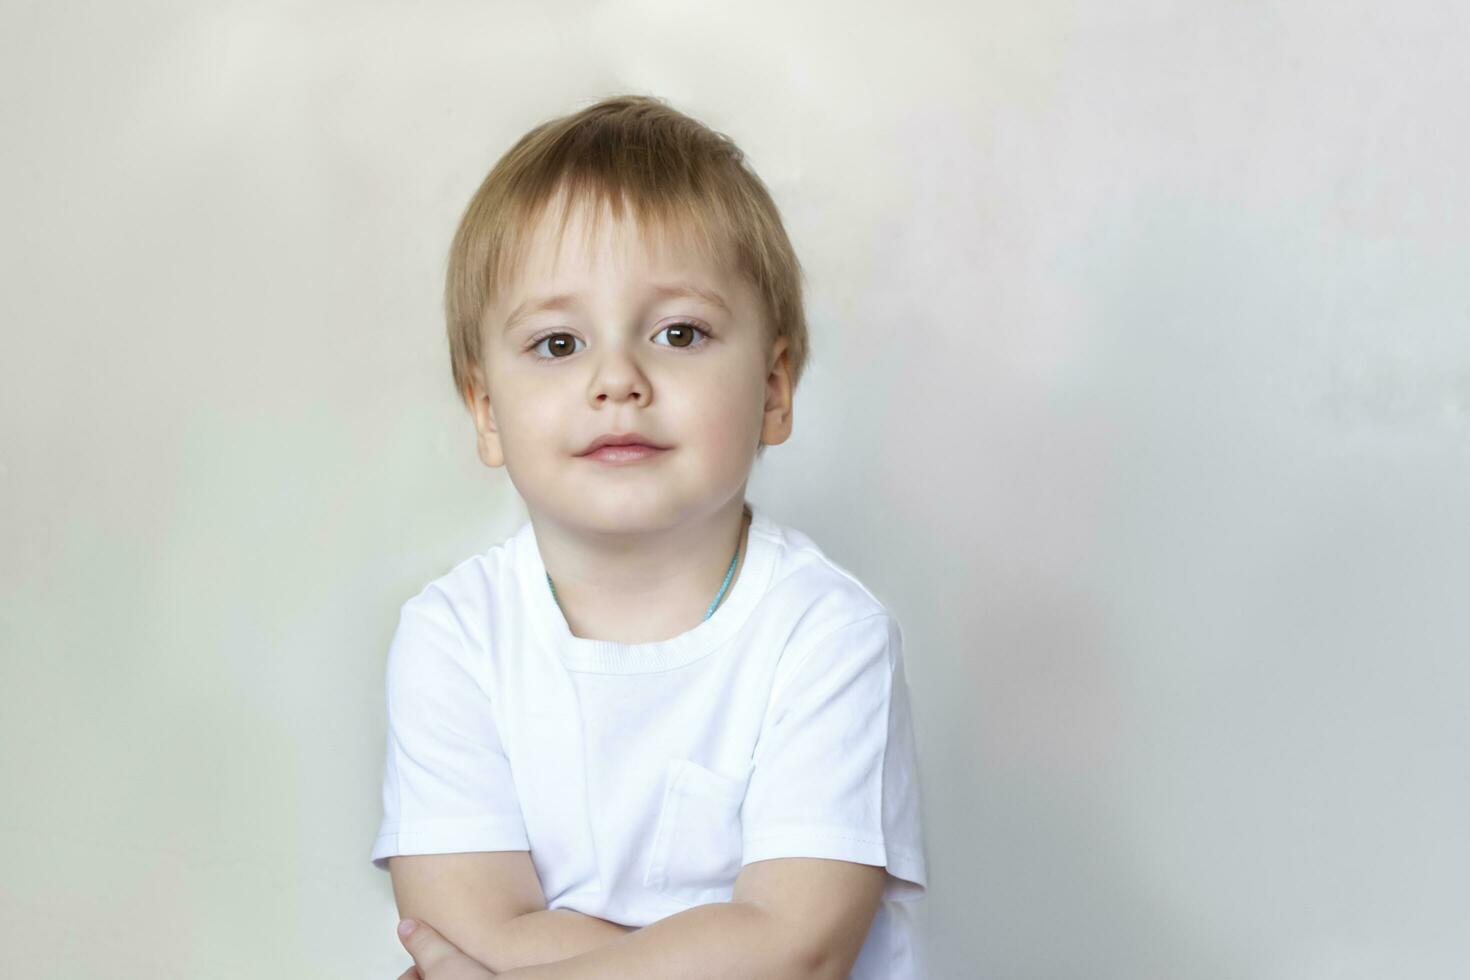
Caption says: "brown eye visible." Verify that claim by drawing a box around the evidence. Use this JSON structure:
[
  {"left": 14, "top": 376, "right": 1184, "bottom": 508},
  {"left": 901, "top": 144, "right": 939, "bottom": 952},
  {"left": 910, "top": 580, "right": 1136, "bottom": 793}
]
[
  {"left": 656, "top": 322, "right": 711, "bottom": 349},
  {"left": 529, "top": 332, "right": 583, "bottom": 359}
]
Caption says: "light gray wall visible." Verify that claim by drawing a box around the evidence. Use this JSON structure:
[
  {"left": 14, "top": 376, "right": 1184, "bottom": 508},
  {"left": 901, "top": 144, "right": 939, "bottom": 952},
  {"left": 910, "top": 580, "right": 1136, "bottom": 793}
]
[{"left": 2, "top": 1, "right": 1466, "bottom": 977}]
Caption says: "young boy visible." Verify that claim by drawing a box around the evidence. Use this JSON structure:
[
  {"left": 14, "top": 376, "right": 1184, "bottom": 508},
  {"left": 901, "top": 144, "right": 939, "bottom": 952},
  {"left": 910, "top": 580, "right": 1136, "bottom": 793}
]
[{"left": 370, "top": 94, "right": 929, "bottom": 980}]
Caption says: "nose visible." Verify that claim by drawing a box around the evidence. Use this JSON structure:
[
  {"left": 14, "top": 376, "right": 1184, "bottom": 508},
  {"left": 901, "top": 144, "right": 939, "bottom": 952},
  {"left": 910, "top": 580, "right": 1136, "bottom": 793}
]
[{"left": 588, "top": 345, "right": 650, "bottom": 406}]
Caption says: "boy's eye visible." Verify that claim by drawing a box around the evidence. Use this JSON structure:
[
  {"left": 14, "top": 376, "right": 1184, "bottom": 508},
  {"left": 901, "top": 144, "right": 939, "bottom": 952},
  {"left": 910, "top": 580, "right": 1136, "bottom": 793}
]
[
  {"left": 653, "top": 321, "right": 711, "bottom": 349},
  {"left": 528, "top": 332, "right": 584, "bottom": 359},
  {"left": 526, "top": 322, "right": 711, "bottom": 360}
]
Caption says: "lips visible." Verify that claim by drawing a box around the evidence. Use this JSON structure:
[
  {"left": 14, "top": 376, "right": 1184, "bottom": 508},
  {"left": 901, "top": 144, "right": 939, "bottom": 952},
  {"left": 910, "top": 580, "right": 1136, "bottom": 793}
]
[{"left": 578, "top": 432, "right": 670, "bottom": 455}]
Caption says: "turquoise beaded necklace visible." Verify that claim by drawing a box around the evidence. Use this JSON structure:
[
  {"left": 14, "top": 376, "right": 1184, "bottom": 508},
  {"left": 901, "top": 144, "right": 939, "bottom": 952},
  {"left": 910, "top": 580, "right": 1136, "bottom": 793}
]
[{"left": 546, "top": 524, "right": 744, "bottom": 622}]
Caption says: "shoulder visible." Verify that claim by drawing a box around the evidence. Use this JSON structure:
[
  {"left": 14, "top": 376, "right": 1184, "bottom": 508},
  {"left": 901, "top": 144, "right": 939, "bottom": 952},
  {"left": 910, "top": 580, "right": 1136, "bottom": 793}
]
[
  {"left": 746, "top": 517, "right": 907, "bottom": 728},
  {"left": 399, "top": 518, "right": 530, "bottom": 617},
  {"left": 391, "top": 527, "right": 524, "bottom": 664},
  {"left": 756, "top": 515, "right": 902, "bottom": 665}
]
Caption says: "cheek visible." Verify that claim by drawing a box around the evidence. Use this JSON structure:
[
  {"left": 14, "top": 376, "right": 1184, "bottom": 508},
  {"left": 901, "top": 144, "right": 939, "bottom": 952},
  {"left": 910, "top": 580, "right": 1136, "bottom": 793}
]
[
  {"left": 489, "top": 381, "right": 559, "bottom": 452},
  {"left": 679, "top": 382, "right": 765, "bottom": 454},
  {"left": 681, "top": 375, "right": 757, "bottom": 421}
]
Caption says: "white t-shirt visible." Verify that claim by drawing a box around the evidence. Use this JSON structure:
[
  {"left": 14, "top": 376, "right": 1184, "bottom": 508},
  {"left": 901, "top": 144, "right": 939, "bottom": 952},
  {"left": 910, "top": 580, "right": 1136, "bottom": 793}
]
[{"left": 370, "top": 500, "right": 930, "bottom": 978}]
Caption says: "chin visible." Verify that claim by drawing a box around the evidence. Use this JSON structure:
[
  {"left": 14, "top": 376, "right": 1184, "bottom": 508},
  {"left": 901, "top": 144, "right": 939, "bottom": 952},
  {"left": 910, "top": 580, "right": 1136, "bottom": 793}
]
[{"left": 548, "top": 492, "right": 670, "bottom": 525}]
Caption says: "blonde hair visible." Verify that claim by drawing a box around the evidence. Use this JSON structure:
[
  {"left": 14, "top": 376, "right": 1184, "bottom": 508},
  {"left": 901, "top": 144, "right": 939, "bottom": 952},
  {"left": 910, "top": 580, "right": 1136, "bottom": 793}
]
[{"left": 444, "top": 95, "right": 810, "bottom": 426}]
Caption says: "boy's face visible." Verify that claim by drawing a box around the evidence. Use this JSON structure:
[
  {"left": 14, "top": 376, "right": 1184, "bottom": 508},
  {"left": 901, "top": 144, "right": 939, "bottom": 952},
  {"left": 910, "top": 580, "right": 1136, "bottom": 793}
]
[{"left": 470, "top": 192, "right": 792, "bottom": 534}]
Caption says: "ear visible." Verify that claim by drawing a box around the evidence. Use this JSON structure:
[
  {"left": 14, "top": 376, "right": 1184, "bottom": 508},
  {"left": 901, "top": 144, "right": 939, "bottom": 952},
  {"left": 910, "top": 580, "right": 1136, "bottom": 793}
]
[
  {"left": 466, "top": 366, "right": 506, "bottom": 468},
  {"left": 760, "top": 335, "right": 794, "bottom": 448}
]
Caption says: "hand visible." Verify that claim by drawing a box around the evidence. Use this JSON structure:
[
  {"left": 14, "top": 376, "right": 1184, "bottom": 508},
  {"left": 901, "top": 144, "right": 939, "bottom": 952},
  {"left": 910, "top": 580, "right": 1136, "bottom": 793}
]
[{"left": 395, "top": 919, "right": 499, "bottom": 979}]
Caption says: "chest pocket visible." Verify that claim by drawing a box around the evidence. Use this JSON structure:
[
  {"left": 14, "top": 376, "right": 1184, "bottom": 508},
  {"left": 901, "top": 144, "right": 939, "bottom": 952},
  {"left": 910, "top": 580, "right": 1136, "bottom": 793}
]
[{"left": 644, "top": 757, "right": 754, "bottom": 906}]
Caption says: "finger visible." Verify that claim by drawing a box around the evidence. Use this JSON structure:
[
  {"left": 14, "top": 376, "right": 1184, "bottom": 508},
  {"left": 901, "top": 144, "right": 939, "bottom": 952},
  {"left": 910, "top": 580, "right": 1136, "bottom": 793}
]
[
  {"left": 397, "top": 919, "right": 459, "bottom": 973},
  {"left": 396, "top": 967, "right": 421, "bottom": 980}
]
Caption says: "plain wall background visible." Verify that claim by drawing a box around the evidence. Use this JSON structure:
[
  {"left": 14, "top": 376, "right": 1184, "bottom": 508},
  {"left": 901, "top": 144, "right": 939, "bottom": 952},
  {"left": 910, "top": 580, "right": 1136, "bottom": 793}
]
[{"left": 3, "top": 1, "right": 1467, "bottom": 977}]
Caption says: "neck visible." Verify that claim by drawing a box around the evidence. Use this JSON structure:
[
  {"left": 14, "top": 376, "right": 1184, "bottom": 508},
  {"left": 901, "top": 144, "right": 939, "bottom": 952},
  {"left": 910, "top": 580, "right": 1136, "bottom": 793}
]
[{"left": 533, "top": 495, "right": 752, "bottom": 644}]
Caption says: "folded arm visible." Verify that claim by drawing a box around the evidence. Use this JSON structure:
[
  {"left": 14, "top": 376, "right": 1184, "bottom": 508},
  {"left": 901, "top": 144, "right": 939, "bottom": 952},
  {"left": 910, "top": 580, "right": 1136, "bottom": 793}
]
[
  {"left": 494, "top": 908, "right": 636, "bottom": 966},
  {"left": 387, "top": 852, "right": 634, "bottom": 973},
  {"left": 494, "top": 857, "right": 887, "bottom": 980},
  {"left": 389, "top": 850, "right": 885, "bottom": 980}
]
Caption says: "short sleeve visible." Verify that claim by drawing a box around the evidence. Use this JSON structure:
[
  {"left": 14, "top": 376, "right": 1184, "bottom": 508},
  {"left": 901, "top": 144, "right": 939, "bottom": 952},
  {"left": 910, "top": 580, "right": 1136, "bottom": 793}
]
[
  {"left": 369, "top": 587, "right": 530, "bottom": 871},
  {"left": 740, "top": 613, "right": 928, "bottom": 901}
]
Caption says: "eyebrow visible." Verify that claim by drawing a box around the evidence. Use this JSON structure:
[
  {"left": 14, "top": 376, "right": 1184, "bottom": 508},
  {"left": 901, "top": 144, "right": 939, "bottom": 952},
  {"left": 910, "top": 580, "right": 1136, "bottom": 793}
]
[{"left": 501, "top": 282, "right": 731, "bottom": 332}]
